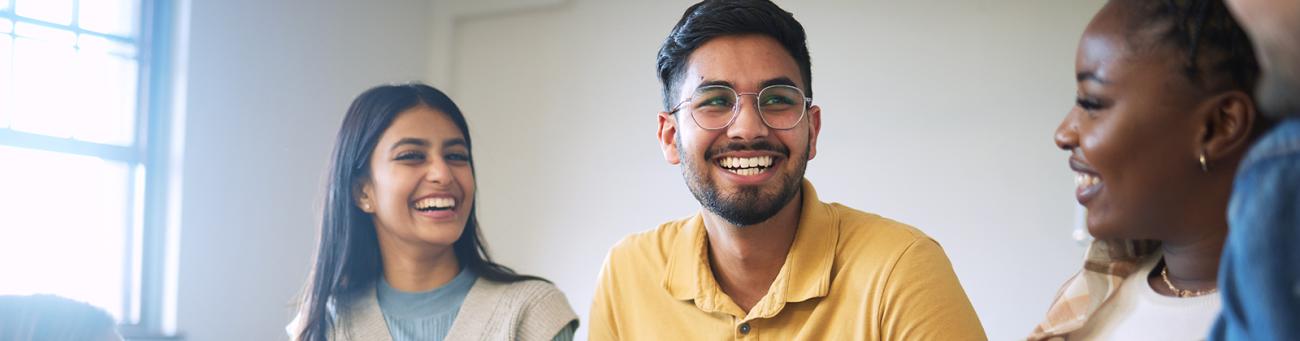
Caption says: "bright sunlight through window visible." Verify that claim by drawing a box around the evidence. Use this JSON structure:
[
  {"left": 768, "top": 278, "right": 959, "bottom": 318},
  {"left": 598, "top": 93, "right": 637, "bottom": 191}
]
[{"left": 0, "top": 0, "right": 151, "bottom": 325}]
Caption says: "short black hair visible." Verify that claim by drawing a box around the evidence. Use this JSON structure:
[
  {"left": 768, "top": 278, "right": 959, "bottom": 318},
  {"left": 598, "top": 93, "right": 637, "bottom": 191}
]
[
  {"left": 656, "top": 0, "right": 812, "bottom": 111},
  {"left": 1120, "top": 0, "right": 1259, "bottom": 93}
]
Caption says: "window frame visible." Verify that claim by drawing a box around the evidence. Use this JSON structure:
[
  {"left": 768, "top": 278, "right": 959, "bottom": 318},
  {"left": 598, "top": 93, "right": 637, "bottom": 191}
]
[{"left": 0, "top": 0, "right": 182, "bottom": 338}]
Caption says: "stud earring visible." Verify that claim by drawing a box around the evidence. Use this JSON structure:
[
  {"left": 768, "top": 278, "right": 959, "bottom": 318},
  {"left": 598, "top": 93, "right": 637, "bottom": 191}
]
[{"left": 1199, "top": 152, "right": 1208, "bottom": 172}]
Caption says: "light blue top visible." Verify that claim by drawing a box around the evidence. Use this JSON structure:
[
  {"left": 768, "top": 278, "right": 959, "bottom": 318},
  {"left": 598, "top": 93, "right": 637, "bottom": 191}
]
[
  {"left": 376, "top": 268, "right": 576, "bottom": 341},
  {"left": 377, "top": 268, "right": 476, "bottom": 341}
]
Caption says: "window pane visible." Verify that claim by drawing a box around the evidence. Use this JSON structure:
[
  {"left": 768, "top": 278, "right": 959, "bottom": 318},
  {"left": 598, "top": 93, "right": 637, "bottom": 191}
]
[
  {"left": 79, "top": 33, "right": 135, "bottom": 57},
  {"left": 0, "top": 146, "right": 129, "bottom": 320},
  {"left": 73, "top": 47, "right": 138, "bottom": 145},
  {"left": 14, "top": 22, "right": 75, "bottom": 45},
  {"left": 11, "top": 35, "right": 77, "bottom": 139},
  {"left": 10, "top": 32, "right": 137, "bottom": 145},
  {"left": 1, "top": 0, "right": 10, "bottom": 12},
  {"left": 79, "top": 0, "right": 138, "bottom": 38},
  {"left": 0, "top": 18, "right": 12, "bottom": 34},
  {"left": 0, "top": 35, "right": 11, "bottom": 128},
  {"left": 15, "top": 0, "right": 73, "bottom": 25}
]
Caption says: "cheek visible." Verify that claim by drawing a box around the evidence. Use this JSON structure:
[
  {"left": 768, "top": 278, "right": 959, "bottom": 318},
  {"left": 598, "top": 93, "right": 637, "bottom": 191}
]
[
  {"left": 679, "top": 129, "right": 716, "bottom": 157},
  {"left": 777, "top": 130, "right": 809, "bottom": 156},
  {"left": 372, "top": 168, "right": 415, "bottom": 206},
  {"left": 455, "top": 168, "right": 475, "bottom": 199}
]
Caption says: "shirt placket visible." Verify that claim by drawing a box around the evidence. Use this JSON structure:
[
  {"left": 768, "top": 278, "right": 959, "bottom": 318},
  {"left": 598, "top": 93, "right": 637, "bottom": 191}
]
[{"left": 733, "top": 316, "right": 758, "bottom": 340}]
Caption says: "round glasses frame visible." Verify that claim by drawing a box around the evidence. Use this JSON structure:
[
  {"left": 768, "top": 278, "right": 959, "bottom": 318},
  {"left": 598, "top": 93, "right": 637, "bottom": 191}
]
[{"left": 668, "top": 84, "right": 813, "bottom": 130}]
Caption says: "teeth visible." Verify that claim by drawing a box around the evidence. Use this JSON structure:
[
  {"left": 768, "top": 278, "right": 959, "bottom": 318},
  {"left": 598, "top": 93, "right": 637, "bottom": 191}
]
[
  {"left": 726, "top": 167, "right": 769, "bottom": 176},
  {"left": 1074, "top": 173, "right": 1101, "bottom": 187},
  {"left": 719, "top": 156, "right": 774, "bottom": 170},
  {"left": 414, "top": 197, "right": 456, "bottom": 210}
]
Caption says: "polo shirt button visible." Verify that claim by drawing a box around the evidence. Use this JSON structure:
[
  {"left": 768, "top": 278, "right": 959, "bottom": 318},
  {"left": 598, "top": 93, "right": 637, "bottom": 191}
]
[{"left": 739, "top": 322, "right": 751, "bottom": 335}]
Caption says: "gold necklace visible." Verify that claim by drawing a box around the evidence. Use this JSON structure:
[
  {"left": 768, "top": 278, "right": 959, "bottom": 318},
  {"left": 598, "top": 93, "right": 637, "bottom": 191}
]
[{"left": 1160, "top": 260, "right": 1218, "bottom": 298}]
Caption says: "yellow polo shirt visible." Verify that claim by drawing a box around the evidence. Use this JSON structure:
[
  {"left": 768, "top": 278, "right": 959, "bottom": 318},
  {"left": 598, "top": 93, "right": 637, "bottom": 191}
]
[{"left": 589, "top": 180, "right": 986, "bottom": 340}]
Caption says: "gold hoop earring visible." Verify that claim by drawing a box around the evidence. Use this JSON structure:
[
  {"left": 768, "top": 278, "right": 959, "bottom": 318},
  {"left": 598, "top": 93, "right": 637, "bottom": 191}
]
[{"left": 1199, "top": 153, "right": 1208, "bottom": 172}]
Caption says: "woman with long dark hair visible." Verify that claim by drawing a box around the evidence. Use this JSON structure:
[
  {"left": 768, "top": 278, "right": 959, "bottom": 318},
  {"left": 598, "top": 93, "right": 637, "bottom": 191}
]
[
  {"left": 1029, "top": 0, "right": 1271, "bottom": 340},
  {"left": 290, "top": 83, "right": 577, "bottom": 341}
]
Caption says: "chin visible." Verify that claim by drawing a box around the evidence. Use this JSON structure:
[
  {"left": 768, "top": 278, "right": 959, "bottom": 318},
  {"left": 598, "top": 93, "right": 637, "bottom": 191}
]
[{"left": 415, "top": 228, "right": 465, "bottom": 246}]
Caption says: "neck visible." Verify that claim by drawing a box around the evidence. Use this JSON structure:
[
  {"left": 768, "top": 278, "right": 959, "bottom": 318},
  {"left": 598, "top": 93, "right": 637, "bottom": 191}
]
[
  {"left": 702, "top": 189, "right": 802, "bottom": 313},
  {"left": 377, "top": 236, "right": 461, "bottom": 292},
  {"left": 1146, "top": 171, "right": 1234, "bottom": 294},
  {"left": 1157, "top": 227, "right": 1225, "bottom": 290}
]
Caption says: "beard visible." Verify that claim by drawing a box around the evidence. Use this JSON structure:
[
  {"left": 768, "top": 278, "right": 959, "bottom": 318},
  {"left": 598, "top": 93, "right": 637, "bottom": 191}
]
[{"left": 678, "top": 138, "right": 807, "bottom": 227}]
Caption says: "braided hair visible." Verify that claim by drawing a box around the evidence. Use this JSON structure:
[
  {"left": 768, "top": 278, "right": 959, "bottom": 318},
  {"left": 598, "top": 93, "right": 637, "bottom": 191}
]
[{"left": 1121, "top": 0, "right": 1260, "bottom": 93}]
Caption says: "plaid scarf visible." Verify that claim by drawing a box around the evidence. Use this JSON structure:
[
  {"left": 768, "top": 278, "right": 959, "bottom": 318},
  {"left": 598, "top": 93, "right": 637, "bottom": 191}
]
[{"left": 1027, "top": 239, "right": 1160, "bottom": 340}]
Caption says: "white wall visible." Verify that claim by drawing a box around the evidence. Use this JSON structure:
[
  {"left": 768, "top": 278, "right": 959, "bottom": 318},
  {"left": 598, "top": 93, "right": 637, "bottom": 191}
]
[
  {"left": 176, "top": 0, "right": 433, "bottom": 339},
  {"left": 442, "top": 1, "right": 1105, "bottom": 340}
]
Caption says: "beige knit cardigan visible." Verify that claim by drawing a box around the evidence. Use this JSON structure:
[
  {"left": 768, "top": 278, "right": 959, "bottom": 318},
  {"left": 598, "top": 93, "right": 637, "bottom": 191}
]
[{"left": 290, "top": 278, "right": 578, "bottom": 341}]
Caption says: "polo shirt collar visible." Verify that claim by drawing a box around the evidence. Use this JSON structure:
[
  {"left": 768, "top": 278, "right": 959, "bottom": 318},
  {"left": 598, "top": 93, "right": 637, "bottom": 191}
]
[{"left": 662, "top": 179, "right": 838, "bottom": 319}]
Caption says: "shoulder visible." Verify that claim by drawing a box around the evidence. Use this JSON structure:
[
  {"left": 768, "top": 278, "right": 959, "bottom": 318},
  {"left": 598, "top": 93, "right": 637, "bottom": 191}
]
[
  {"left": 820, "top": 203, "right": 959, "bottom": 285},
  {"left": 473, "top": 278, "right": 572, "bottom": 310},
  {"left": 826, "top": 203, "right": 937, "bottom": 252},
  {"left": 466, "top": 278, "right": 578, "bottom": 341},
  {"left": 1243, "top": 118, "right": 1300, "bottom": 166}
]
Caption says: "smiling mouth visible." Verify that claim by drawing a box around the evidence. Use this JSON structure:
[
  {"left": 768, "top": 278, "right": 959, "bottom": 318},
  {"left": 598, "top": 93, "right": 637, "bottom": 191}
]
[
  {"left": 413, "top": 197, "right": 456, "bottom": 212},
  {"left": 1073, "top": 170, "right": 1103, "bottom": 202},
  {"left": 717, "top": 156, "right": 774, "bottom": 176}
]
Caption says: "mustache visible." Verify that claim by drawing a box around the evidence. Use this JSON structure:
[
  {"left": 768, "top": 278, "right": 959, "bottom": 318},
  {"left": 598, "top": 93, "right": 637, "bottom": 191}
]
[{"left": 704, "top": 139, "right": 790, "bottom": 160}]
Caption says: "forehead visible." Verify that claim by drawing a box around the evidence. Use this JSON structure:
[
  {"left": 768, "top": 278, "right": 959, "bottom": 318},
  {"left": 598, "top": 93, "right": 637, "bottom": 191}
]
[
  {"left": 1077, "top": 5, "right": 1177, "bottom": 84},
  {"left": 380, "top": 105, "right": 464, "bottom": 143},
  {"left": 679, "top": 34, "right": 804, "bottom": 94}
]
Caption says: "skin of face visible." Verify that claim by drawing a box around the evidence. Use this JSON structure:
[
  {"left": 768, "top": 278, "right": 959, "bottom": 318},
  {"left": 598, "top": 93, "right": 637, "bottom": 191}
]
[
  {"left": 358, "top": 105, "right": 475, "bottom": 253},
  {"left": 1226, "top": 0, "right": 1300, "bottom": 115},
  {"left": 1056, "top": 3, "right": 1230, "bottom": 241},
  {"left": 656, "top": 34, "right": 822, "bottom": 227}
]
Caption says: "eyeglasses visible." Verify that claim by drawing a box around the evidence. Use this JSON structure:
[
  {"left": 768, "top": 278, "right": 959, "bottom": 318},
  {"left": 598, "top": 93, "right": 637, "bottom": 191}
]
[{"left": 668, "top": 84, "right": 812, "bottom": 130}]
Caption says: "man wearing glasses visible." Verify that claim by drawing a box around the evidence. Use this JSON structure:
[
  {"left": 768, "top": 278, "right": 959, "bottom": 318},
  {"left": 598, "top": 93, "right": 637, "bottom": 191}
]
[{"left": 588, "top": 1, "right": 985, "bottom": 340}]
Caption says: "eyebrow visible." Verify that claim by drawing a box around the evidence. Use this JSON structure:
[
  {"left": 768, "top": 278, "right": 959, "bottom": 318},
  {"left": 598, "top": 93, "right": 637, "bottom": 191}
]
[
  {"left": 390, "top": 137, "right": 430, "bottom": 152},
  {"left": 442, "top": 138, "right": 468, "bottom": 149},
  {"left": 389, "top": 137, "right": 468, "bottom": 152},
  {"left": 1077, "top": 71, "right": 1109, "bottom": 84},
  {"left": 694, "top": 77, "right": 800, "bottom": 91}
]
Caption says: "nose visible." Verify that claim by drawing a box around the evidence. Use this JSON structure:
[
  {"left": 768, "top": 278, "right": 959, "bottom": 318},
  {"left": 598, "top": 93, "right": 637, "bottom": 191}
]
[
  {"left": 726, "top": 94, "right": 770, "bottom": 140},
  {"left": 425, "top": 158, "right": 453, "bottom": 185},
  {"left": 1054, "top": 109, "right": 1080, "bottom": 151}
]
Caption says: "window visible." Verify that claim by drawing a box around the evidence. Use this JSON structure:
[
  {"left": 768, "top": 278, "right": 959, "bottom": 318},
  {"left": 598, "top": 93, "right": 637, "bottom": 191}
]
[{"left": 0, "top": 0, "right": 177, "bottom": 336}]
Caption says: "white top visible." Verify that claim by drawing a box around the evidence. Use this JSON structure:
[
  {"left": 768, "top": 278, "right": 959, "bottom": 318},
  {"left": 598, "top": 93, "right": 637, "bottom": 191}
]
[{"left": 1070, "top": 252, "right": 1221, "bottom": 340}]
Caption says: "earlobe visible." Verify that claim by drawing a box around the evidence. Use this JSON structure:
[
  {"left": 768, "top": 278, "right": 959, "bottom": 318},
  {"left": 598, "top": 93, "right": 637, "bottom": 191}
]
[
  {"left": 658, "top": 112, "right": 681, "bottom": 165},
  {"left": 355, "top": 181, "right": 376, "bottom": 213}
]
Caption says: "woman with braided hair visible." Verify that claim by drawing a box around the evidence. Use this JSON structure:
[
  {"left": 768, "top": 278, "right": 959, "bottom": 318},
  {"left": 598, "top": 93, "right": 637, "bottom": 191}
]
[{"left": 1028, "top": 0, "right": 1274, "bottom": 339}]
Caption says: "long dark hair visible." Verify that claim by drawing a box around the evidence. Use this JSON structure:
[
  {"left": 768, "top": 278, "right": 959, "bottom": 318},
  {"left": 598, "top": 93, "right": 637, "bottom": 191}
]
[{"left": 295, "top": 83, "right": 543, "bottom": 341}]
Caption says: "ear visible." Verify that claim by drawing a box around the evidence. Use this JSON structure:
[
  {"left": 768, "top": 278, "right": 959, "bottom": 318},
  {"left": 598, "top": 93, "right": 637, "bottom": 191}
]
[
  {"left": 1199, "top": 91, "right": 1257, "bottom": 165},
  {"left": 806, "top": 105, "right": 822, "bottom": 160},
  {"left": 658, "top": 111, "right": 682, "bottom": 165},
  {"left": 354, "top": 177, "right": 377, "bottom": 213}
]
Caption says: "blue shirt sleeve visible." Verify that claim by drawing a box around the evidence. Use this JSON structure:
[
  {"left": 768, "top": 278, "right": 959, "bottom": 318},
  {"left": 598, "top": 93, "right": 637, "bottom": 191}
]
[{"left": 1211, "top": 120, "right": 1300, "bottom": 340}]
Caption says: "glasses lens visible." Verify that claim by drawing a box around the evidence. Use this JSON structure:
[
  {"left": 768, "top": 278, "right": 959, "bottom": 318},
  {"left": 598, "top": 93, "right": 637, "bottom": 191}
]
[
  {"left": 689, "top": 86, "right": 738, "bottom": 129},
  {"left": 758, "top": 86, "right": 806, "bottom": 129}
]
